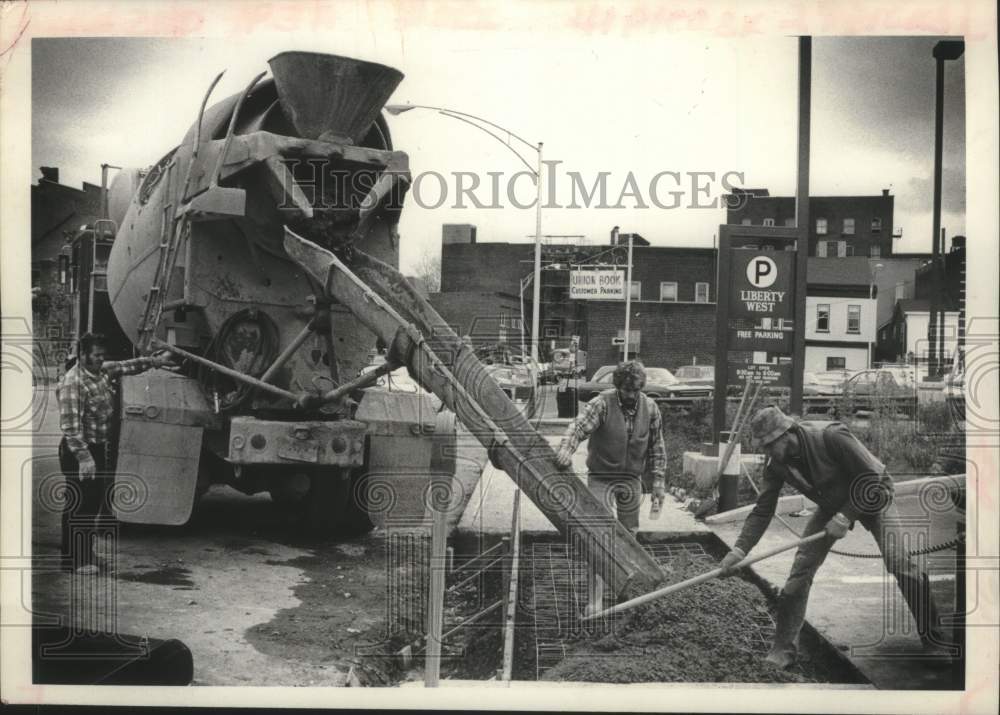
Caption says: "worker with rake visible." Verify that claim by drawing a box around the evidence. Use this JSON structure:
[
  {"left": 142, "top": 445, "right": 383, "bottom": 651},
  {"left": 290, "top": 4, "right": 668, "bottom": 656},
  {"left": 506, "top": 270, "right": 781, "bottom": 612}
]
[{"left": 719, "top": 405, "right": 950, "bottom": 668}]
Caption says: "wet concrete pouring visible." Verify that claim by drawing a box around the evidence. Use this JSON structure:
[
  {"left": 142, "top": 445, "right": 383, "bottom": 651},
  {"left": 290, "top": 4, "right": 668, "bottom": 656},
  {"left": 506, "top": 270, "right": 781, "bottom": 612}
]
[{"left": 530, "top": 538, "right": 863, "bottom": 684}]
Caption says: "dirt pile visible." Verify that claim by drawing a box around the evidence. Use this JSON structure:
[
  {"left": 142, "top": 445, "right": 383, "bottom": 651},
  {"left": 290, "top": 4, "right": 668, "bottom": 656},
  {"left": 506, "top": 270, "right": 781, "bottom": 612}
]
[{"left": 542, "top": 562, "right": 824, "bottom": 684}]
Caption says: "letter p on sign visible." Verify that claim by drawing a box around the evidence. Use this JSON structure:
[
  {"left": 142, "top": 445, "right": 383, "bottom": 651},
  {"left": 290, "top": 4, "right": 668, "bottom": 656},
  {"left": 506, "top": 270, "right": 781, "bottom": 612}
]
[{"left": 747, "top": 256, "right": 777, "bottom": 288}]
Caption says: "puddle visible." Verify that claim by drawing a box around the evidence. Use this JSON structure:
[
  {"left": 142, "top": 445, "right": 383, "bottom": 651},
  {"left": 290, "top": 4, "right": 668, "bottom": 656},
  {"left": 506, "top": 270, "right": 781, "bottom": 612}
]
[{"left": 117, "top": 566, "right": 195, "bottom": 588}]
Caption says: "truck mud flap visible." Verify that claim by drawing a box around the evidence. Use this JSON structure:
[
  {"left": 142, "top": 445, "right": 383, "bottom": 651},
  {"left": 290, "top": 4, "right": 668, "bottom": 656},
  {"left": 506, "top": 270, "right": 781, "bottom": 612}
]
[{"left": 114, "top": 422, "right": 204, "bottom": 525}]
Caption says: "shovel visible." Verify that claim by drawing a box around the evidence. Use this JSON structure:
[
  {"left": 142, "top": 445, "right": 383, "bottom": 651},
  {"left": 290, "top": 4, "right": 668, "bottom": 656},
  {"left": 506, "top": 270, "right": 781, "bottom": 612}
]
[{"left": 581, "top": 531, "right": 828, "bottom": 621}]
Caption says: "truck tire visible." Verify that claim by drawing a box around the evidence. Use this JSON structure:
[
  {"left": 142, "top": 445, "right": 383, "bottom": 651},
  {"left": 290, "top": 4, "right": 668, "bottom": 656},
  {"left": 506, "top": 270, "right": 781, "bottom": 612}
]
[
  {"left": 336, "top": 469, "right": 375, "bottom": 537},
  {"left": 303, "top": 469, "right": 373, "bottom": 538}
]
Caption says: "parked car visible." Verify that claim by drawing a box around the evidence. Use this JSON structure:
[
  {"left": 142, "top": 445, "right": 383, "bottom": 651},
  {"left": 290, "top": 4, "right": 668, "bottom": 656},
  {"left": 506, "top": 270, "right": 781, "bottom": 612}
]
[
  {"left": 674, "top": 364, "right": 715, "bottom": 388},
  {"left": 803, "top": 371, "right": 842, "bottom": 396},
  {"left": 813, "top": 370, "right": 851, "bottom": 389},
  {"left": 575, "top": 365, "right": 712, "bottom": 403},
  {"left": 841, "top": 368, "right": 916, "bottom": 415},
  {"left": 551, "top": 347, "right": 586, "bottom": 379},
  {"left": 537, "top": 362, "right": 557, "bottom": 385},
  {"left": 874, "top": 364, "right": 917, "bottom": 387}
]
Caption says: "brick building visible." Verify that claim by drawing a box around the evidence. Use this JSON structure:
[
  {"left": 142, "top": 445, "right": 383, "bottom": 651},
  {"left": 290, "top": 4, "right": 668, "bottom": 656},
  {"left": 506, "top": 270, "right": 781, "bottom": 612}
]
[
  {"left": 429, "top": 291, "right": 524, "bottom": 348},
  {"left": 726, "top": 188, "right": 896, "bottom": 258},
  {"left": 436, "top": 227, "right": 717, "bottom": 373}
]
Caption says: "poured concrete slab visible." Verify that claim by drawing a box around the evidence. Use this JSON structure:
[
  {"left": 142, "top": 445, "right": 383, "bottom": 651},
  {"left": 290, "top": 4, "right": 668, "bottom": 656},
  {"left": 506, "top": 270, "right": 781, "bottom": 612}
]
[{"left": 457, "top": 434, "right": 709, "bottom": 538}]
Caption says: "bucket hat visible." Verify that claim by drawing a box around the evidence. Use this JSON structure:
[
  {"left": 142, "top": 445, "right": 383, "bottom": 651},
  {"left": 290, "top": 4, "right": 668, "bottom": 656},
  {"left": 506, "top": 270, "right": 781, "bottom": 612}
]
[{"left": 750, "top": 406, "right": 795, "bottom": 448}]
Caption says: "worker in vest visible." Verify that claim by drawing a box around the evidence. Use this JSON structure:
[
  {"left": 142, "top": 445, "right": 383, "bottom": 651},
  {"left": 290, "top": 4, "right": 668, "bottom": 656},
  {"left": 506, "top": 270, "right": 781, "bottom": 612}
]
[
  {"left": 555, "top": 360, "right": 667, "bottom": 536},
  {"left": 719, "top": 405, "right": 951, "bottom": 668}
]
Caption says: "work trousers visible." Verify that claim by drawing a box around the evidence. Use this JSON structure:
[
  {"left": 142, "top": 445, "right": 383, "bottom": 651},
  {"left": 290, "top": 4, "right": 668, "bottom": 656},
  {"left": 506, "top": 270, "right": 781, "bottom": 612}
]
[
  {"left": 58, "top": 438, "right": 114, "bottom": 569},
  {"left": 587, "top": 476, "right": 642, "bottom": 534},
  {"left": 769, "top": 499, "right": 943, "bottom": 663}
]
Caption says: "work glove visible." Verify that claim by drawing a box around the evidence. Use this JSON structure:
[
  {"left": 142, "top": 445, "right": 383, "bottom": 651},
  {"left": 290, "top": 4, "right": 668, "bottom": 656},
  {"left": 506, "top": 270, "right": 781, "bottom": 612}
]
[
  {"left": 78, "top": 455, "right": 96, "bottom": 481},
  {"left": 718, "top": 547, "right": 746, "bottom": 577},
  {"left": 825, "top": 512, "right": 852, "bottom": 540}
]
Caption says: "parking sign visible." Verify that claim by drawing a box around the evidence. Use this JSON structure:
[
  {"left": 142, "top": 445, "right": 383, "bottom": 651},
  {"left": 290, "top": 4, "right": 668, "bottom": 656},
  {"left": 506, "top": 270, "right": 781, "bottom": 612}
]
[{"left": 728, "top": 250, "right": 795, "bottom": 320}]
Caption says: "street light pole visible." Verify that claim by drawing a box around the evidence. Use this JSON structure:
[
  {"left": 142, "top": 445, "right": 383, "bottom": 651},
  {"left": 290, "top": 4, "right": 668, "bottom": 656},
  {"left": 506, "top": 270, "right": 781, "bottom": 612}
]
[
  {"left": 531, "top": 143, "right": 544, "bottom": 365},
  {"left": 927, "top": 40, "right": 964, "bottom": 379},
  {"left": 385, "top": 103, "right": 544, "bottom": 366}
]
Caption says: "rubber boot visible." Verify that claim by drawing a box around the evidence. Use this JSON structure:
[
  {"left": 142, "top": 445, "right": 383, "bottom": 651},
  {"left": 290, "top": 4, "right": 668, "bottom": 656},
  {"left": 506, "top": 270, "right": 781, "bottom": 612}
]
[{"left": 765, "top": 589, "right": 808, "bottom": 669}]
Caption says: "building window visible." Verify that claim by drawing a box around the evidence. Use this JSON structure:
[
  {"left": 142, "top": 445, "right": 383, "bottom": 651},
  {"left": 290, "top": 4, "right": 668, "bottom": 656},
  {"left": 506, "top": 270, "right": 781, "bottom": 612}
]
[
  {"left": 763, "top": 217, "right": 775, "bottom": 227},
  {"left": 871, "top": 217, "right": 882, "bottom": 232},
  {"left": 837, "top": 241, "right": 848, "bottom": 258},
  {"left": 844, "top": 243, "right": 854, "bottom": 257},
  {"left": 817, "top": 241, "right": 828, "bottom": 258},
  {"left": 629, "top": 281, "right": 641, "bottom": 300},
  {"left": 827, "top": 356, "right": 846, "bottom": 370},
  {"left": 544, "top": 327, "right": 559, "bottom": 338},
  {"left": 870, "top": 245, "right": 881, "bottom": 258},
  {"left": 695, "top": 282, "right": 710, "bottom": 303},
  {"left": 847, "top": 305, "right": 861, "bottom": 334},
  {"left": 740, "top": 218, "right": 752, "bottom": 226},
  {"left": 659, "top": 282, "right": 677, "bottom": 302},
  {"left": 816, "top": 304, "right": 830, "bottom": 332},
  {"left": 843, "top": 218, "right": 855, "bottom": 235},
  {"left": 895, "top": 281, "right": 905, "bottom": 301},
  {"left": 816, "top": 218, "right": 828, "bottom": 235},
  {"left": 784, "top": 218, "right": 795, "bottom": 227}
]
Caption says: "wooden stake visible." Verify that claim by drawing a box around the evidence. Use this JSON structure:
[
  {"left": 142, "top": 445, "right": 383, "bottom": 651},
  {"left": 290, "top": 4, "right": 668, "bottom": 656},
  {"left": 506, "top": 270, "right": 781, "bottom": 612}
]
[{"left": 424, "top": 507, "right": 448, "bottom": 687}]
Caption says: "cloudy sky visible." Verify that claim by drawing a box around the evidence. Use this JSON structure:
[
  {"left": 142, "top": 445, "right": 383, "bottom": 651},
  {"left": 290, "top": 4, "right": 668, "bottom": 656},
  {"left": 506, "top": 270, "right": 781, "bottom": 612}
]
[{"left": 32, "top": 31, "right": 965, "bottom": 273}]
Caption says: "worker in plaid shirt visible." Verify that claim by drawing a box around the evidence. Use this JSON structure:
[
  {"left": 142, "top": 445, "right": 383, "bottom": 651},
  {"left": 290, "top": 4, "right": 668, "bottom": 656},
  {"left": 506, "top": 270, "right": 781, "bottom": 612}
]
[
  {"left": 56, "top": 332, "right": 174, "bottom": 574},
  {"left": 555, "top": 360, "right": 667, "bottom": 535}
]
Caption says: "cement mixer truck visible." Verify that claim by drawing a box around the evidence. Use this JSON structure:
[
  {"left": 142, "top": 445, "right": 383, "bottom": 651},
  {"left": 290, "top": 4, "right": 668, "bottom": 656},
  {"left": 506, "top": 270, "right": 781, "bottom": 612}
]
[{"left": 101, "top": 52, "right": 664, "bottom": 595}]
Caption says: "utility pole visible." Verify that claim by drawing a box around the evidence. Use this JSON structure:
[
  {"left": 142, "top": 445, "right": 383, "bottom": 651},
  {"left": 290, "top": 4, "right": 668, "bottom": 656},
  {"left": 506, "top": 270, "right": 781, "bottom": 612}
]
[
  {"left": 623, "top": 232, "right": 634, "bottom": 360},
  {"left": 790, "top": 36, "right": 811, "bottom": 417}
]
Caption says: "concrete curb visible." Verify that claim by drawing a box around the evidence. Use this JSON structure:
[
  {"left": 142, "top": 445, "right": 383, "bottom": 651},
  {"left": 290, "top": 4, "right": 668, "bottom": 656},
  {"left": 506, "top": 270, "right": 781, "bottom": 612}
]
[{"left": 704, "top": 473, "right": 966, "bottom": 525}]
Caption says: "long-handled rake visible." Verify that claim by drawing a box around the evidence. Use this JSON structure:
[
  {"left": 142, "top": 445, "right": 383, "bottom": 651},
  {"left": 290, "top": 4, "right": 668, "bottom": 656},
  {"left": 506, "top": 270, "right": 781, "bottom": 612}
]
[{"left": 581, "top": 531, "right": 827, "bottom": 621}]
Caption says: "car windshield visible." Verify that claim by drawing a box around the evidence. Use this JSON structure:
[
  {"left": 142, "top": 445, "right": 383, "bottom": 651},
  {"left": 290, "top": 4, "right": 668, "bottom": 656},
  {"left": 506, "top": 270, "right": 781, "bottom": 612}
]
[{"left": 644, "top": 368, "right": 678, "bottom": 385}]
